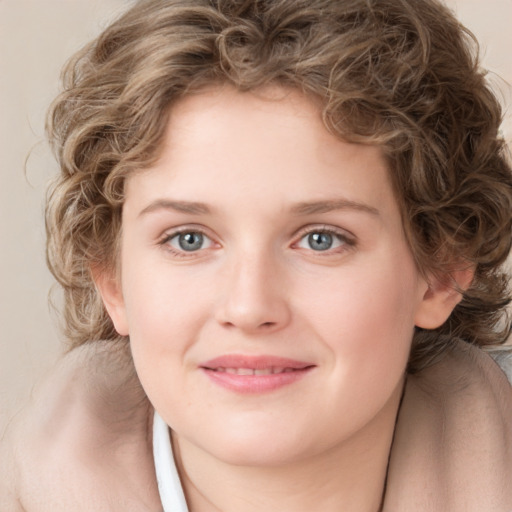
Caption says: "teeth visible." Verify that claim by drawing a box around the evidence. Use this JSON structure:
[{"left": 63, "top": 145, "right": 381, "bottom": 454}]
[
  {"left": 213, "top": 367, "right": 296, "bottom": 375},
  {"left": 254, "top": 368, "right": 272, "bottom": 375}
]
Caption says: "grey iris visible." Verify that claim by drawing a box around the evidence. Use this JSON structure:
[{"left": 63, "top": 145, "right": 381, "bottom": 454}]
[
  {"left": 178, "top": 232, "right": 204, "bottom": 251},
  {"left": 308, "top": 232, "right": 333, "bottom": 251}
]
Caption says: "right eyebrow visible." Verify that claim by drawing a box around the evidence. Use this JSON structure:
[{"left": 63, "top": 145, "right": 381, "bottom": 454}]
[{"left": 138, "top": 199, "right": 212, "bottom": 217}]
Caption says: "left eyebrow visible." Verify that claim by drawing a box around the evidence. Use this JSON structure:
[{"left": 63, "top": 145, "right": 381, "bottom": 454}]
[{"left": 291, "top": 199, "right": 380, "bottom": 216}]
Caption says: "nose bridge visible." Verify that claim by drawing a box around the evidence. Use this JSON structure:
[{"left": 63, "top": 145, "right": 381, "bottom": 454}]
[{"left": 216, "top": 245, "right": 290, "bottom": 332}]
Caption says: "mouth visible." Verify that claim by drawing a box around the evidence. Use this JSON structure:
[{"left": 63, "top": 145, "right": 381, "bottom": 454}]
[
  {"left": 200, "top": 355, "right": 315, "bottom": 393},
  {"left": 207, "top": 366, "right": 302, "bottom": 375}
]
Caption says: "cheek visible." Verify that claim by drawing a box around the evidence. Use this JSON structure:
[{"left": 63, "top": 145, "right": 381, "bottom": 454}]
[
  {"left": 308, "top": 273, "right": 418, "bottom": 432},
  {"left": 305, "top": 258, "right": 421, "bottom": 374},
  {"left": 121, "top": 255, "right": 210, "bottom": 336},
  {"left": 124, "top": 281, "right": 200, "bottom": 415},
  {"left": 119, "top": 260, "right": 215, "bottom": 390}
]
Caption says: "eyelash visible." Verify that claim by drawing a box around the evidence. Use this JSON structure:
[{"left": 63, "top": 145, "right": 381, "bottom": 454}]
[{"left": 158, "top": 224, "right": 356, "bottom": 258}]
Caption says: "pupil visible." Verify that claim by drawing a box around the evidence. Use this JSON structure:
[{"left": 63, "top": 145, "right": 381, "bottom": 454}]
[
  {"left": 309, "top": 232, "right": 332, "bottom": 251},
  {"left": 179, "top": 232, "right": 203, "bottom": 251}
]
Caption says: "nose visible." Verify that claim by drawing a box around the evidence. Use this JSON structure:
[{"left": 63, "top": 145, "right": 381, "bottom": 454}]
[{"left": 215, "top": 252, "right": 291, "bottom": 334}]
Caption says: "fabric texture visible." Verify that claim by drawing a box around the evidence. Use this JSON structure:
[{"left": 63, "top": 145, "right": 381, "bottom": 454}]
[
  {"left": 154, "top": 340, "right": 512, "bottom": 511},
  {"left": 384, "top": 340, "right": 512, "bottom": 510}
]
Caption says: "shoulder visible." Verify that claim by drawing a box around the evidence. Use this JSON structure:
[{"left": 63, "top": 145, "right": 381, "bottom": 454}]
[
  {"left": 0, "top": 341, "right": 160, "bottom": 511},
  {"left": 386, "top": 339, "right": 512, "bottom": 509},
  {"left": 0, "top": 424, "right": 23, "bottom": 511}
]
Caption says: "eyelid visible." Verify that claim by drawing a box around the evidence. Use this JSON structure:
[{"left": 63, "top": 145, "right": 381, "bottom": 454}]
[{"left": 293, "top": 224, "right": 355, "bottom": 242}]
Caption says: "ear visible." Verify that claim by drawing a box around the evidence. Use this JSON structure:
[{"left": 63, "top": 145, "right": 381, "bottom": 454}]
[
  {"left": 414, "top": 266, "right": 474, "bottom": 330},
  {"left": 92, "top": 266, "right": 130, "bottom": 336}
]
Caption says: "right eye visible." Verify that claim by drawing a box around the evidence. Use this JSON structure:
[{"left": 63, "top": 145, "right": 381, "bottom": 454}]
[{"left": 163, "top": 230, "right": 214, "bottom": 253}]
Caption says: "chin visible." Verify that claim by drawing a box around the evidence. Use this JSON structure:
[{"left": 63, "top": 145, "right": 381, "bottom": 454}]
[
  {"left": 186, "top": 423, "right": 317, "bottom": 468},
  {"left": 212, "top": 441, "right": 310, "bottom": 468}
]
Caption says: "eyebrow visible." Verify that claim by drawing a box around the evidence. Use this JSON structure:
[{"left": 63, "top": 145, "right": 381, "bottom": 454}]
[
  {"left": 291, "top": 199, "right": 380, "bottom": 216},
  {"left": 138, "top": 199, "right": 211, "bottom": 217},
  {"left": 138, "top": 197, "right": 380, "bottom": 218}
]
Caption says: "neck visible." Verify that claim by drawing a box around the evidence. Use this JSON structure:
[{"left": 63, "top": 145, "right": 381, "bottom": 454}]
[{"left": 172, "top": 381, "right": 403, "bottom": 512}]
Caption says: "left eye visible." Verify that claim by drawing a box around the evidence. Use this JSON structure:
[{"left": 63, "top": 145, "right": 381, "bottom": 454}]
[
  {"left": 296, "top": 231, "right": 346, "bottom": 252},
  {"left": 168, "top": 231, "right": 213, "bottom": 252}
]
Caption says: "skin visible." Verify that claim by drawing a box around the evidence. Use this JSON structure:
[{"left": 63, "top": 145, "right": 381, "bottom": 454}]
[{"left": 98, "top": 86, "right": 461, "bottom": 512}]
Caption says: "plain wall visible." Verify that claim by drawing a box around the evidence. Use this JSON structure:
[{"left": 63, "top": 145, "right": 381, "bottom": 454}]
[{"left": 1, "top": 0, "right": 511, "bottom": 432}]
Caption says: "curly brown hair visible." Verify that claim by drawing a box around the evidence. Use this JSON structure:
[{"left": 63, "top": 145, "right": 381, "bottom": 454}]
[{"left": 46, "top": 0, "right": 512, "bottom": 369}]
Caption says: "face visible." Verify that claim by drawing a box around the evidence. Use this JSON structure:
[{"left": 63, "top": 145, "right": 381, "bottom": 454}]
[{"left": 99, "top": 86, "right": 452, "bottom": 468}]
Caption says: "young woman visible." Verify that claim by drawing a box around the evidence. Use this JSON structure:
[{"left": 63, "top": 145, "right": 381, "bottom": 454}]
[{"left": 2, "top": 0, "right": 512, "bottom": 510}]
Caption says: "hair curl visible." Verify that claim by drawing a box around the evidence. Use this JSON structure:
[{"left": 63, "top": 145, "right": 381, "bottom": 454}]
[{"left": 46, "top": 0, "right": 512, "bottom": 370}]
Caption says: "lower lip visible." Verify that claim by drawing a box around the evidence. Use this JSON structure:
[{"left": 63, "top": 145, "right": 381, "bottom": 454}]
[{"left": 201, "top": 367, "right": 313, "bottom": 394}]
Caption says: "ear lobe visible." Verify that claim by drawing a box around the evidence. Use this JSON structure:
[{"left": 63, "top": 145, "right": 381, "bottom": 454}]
[
  {"left": 414, "top": 266, "right": 474, "bottom": 330},
  {"left": 92, "top": 267, "right": 129, "bottom": 336}
]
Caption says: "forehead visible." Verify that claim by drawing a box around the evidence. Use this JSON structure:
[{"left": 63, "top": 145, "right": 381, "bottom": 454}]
[{"left": 124, "top": 86, "right": 399, "bottom": 222}]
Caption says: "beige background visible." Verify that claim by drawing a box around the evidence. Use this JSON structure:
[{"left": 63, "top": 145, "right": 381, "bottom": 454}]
[{"left": 1, "top": 0, "right": 511, "bottom": 433}]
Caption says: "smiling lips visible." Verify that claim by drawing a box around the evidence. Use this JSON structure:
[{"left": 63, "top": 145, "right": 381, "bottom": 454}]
[
  {"left": 200, "top": 355, "right": 315, "bottom": 393},
  {"left": 213, "top": 367, "right": 298, "bottom": 375}
]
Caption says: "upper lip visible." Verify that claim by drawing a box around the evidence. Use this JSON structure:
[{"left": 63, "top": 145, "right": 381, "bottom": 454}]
[{"left": 200, "top": 355, "right": 315, "bottom": 371}]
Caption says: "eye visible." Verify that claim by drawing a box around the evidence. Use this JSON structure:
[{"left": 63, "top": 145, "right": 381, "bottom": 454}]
[
  {"left": 166, "top": 231, "right": 213, "bottom": 252},
  {"left": 295, "top": 229, "right": 352, "bottom": 252}
]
